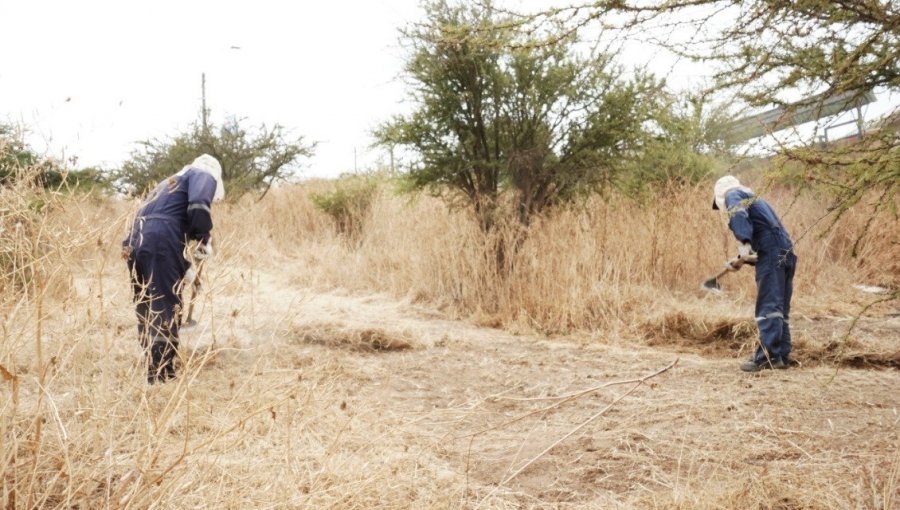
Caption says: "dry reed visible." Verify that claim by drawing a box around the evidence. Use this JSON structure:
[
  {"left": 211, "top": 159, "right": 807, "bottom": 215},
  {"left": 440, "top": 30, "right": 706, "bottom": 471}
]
[{"left": 218, "top": 178, "right": 898, "bottom": 359}]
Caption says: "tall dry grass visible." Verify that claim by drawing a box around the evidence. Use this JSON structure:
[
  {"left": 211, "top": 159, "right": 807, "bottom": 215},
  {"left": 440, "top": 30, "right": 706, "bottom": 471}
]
[
  {"left": 1, "top": 174, "right": 476, "bottom": 508},
  {"left": 219, "top": 177, "right": 898, "bottom": 336},
  {"left": 1, "top": 168, "right": 897, "bottom": 508}
]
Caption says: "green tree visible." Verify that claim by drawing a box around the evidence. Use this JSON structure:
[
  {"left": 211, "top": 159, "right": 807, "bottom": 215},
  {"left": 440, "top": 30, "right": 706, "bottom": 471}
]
[
  {"left": 0, "top": 124, "right": 49, "bottom": 185},
  {"left": 618, "top": 92, "right": 734, "bottom": 198},
  {"left": 116, "top": 118, "right": 315, "bottom": 199},
  {"left": 522, "top": 1, "right": 898, "bottom": 104},
  {"left": 1, "top": 123, "right": 110, "bottom": 193},
  {"left": 376, "top": 0, "right": 676, "bottom": 233},
  {"left": 524, "top": 0, "right": 899, "bottom": 227}
]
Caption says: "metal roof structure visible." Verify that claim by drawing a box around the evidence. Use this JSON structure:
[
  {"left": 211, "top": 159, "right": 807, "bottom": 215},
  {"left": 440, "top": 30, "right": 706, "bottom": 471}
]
[{"left": 722, "top": 89, "right": 876, "bottom": 143}]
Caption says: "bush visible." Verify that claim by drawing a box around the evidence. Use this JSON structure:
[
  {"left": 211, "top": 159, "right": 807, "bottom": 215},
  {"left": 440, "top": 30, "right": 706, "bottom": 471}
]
[
  {"left": 618, "top": 140, "right": 724, "bottom": 200},
  {"left": 115, "top": 118, "right": 315, "bottom": 200},
  {"left": 1, "top": 123, "right": 111, "bottom": 194},
  {"left": 41, "top": 167, "right": 113, "bottom": 195},
  {"left": 1, "top": 124, "right": 54, "bottom": 187},
  {"left": 310, "top": 175, "right": 380, "bottom": 240}
]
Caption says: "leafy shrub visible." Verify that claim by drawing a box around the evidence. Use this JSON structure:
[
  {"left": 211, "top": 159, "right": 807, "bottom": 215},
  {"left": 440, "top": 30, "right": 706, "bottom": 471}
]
[{"left": 310, "top": 175, "right": 379, "bottom": 240}]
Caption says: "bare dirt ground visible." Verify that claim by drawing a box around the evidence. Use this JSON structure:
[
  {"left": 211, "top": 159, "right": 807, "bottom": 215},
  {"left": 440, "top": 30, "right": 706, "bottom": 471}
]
[{"left": 149, "top": 260, "right": 900, "bottom": 508}]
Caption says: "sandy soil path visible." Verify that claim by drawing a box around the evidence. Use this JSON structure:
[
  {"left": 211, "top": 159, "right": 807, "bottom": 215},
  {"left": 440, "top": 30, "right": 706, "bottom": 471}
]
[{"left": 176, "top": 264, "right": 899, "bottom": 508}]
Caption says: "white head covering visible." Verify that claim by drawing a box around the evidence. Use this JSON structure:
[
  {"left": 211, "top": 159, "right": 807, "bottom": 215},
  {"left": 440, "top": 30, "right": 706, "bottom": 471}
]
[
  {"left": 712, "top": 175, "right": 752, "bottom": 211},
  {"left": 177, "top": 154, "right": 225, "bottom": 202}
]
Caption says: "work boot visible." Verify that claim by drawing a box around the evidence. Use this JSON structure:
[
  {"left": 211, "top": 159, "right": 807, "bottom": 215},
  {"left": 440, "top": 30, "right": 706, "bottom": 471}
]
[
  {"left": 160, "top": 342, "right": 179, "bottom": 382},
  {"left": 147, "top": 339, "right": 178, "bottom": 384},
  {"left": 740, "top": 357, "right": 786, "bottom": 372}
]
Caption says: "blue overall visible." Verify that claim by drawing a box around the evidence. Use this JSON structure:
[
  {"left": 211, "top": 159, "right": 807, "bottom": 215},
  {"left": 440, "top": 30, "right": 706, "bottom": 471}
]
[
  {"left": 724, "top": 189, "right": 797, "bottom": 364},
  {"left": 123, "top": 168, "right": 217, "bottom": 380}
]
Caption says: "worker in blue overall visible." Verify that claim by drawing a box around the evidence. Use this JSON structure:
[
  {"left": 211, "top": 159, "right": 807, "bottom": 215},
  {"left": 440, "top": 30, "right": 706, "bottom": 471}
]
[
  {"left": 713, "top": 175, "right": 798, "bottom": 372},
  {"left": 123, "top": 154, "right": 224, "bottom": 383}
]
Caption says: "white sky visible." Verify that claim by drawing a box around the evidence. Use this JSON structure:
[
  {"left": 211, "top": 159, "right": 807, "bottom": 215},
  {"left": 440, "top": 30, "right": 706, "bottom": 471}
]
[
  {"left": 1, "top": 0, "right": 897, "bottom": 179},
  {"left": 1, "top": 0, "right": 426, "bottom": 178}
]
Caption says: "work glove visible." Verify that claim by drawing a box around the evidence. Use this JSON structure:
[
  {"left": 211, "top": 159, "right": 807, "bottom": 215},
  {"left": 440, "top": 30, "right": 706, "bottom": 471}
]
[
  {"left": 193, "top": 240, "right": 214, "bottom": 261},
  {"left": 737, "top": 242, "right": 758, "bottom": 266},
  {"left": 184, "top": 266, "right": 201, "bottom": 288},
  {"left": 185, "top": 266, "right": 197, "bottom": 285}
]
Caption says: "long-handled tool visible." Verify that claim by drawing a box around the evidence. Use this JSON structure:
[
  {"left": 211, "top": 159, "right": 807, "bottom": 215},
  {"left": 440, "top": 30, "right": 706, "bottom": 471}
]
[
  {"left": 180, "top": 239, "right": 207, "bottom": 331},
  {"left": 181, "top": 262, "right": 204, "bottom": 330},
  {"left": 700, "top": 256, "right": 740, "bottom": 293}
]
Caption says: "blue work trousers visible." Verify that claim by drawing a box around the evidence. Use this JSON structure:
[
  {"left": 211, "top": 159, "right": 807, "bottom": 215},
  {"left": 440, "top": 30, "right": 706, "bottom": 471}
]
[
  {"left": 753, "top": 239, "right": 797, "bottom": 363},
  {"left": 125, "top": 220, "right": 187, "bottom": 352}
]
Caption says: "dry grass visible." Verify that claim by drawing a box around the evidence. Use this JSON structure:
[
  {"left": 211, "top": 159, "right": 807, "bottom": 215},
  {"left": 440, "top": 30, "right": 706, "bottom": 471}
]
[
  {"left": 224, "top": 180, "right": 898, "bottom": 328},
  {"left": 2, "top": 170, "right": 898, "bottom": 508},
  {"left": 216, "top": 177, "right": 898, "bottom": 361},
  {"left": 639, "top": 311, "right": 757, "bottom": 354},
  {"left": 292, "top": 322, "right": 416, "bottom": 351}
]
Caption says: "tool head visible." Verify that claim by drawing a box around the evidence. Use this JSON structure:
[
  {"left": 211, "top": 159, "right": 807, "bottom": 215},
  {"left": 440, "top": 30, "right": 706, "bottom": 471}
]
[{"left": 701, "top": 276, "right": 722, "bottom": 293}]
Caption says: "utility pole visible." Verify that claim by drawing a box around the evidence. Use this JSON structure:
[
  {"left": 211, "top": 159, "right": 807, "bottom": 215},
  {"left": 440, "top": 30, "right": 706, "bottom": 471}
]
[
  {"left": 201, "top": 72, "right": 209, "bottom": 134},
  {"left": 389, "top": 145, "right": 395, "bottom": 175}
]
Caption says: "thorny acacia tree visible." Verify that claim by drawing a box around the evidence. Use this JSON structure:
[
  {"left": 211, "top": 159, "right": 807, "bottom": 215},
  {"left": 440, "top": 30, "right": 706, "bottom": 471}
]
[
  {"left": 520, "top": 0, "right": 899, "bottom": 234},
  {"left": 117, "top": 118, "right": 315, "bottom": 200},
  {"left": 376, "top": 0, "right": 669, "bottom": 233}
]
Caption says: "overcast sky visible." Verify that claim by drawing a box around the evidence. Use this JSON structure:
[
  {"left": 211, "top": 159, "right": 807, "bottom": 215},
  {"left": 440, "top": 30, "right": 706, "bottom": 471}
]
[
  {"left": 1, "top": 0, "right": 428, "bottom": 178},
  {"left": 1, "top": 1, "right": 897, "bottom": 179}
]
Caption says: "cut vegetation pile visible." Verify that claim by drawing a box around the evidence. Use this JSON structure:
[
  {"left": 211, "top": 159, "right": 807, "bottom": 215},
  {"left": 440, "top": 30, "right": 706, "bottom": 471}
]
[
  {"left": 641, "top": 309, "right": 900, "bottom": 369},
  {"left": 292, "top": 322, "right": 416, "bottom": 352},
  {"left": 639, "top": 311, "right": 757, "bottom": 355}
]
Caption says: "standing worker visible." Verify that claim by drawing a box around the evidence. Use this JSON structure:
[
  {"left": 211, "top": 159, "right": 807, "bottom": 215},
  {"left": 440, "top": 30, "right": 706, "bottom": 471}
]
[
  {"left": 123, "top": 154, "right": 224, "bottom": 383},
  {"left": 713, "top": 175, "right": 798, "bottom": 372}
]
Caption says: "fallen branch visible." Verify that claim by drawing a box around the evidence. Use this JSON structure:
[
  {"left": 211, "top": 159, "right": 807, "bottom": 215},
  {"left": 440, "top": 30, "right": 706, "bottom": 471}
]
[
  {"left": 479, "top": 358, "right": 678, "bottom": 504},
  {"left": 464, "top": 359, "right": 678, "bottom": 440}
]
